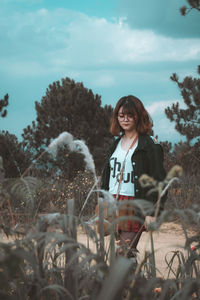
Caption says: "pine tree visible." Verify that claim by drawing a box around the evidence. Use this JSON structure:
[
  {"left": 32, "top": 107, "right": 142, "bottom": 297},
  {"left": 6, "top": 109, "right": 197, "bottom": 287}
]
[
  {"left": 180, "top": 0, "right": 200, "bottom": 16},
  {"left": 22, "top": 77, "right": 113, "bottom": 178},
  {"left": 165, "top": 68, "right": 200, "bottom": 142},
  {"left": 0, "top": 131, "right": 31, "bottom": 178},
  {"left": 165, "top": 68, "right": 200, "bottom": 173},
  {"left": 0, "top": 94, "right": 9, "bottom": 118}
]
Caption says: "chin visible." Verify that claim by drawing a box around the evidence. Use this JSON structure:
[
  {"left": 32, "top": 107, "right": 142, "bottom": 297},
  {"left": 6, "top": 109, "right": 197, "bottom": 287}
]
[{"left": 123, "top": 126, "right": 133, "bottom": 130}]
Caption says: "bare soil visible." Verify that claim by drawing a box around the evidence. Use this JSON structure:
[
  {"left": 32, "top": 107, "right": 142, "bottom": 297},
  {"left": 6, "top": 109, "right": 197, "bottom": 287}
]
[{"left": 78, "top": 221, "right": 197, "bottom": 278}]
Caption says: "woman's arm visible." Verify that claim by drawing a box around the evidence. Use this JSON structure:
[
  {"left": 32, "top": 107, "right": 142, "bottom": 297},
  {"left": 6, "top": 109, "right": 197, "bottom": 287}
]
[{"left": 100, "top": 137, "right": 120, "bottom": 190}]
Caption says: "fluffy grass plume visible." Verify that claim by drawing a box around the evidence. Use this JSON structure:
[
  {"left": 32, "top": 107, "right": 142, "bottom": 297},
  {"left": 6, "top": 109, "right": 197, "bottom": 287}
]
[{"left": 48, "top": 131, "right": 96, "bottom": 175}]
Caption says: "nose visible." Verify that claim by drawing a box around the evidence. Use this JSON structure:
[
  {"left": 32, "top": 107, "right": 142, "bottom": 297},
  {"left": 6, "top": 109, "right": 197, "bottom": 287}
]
[{"left": 123, "top": 115, "right": 129, "bottom": 121}]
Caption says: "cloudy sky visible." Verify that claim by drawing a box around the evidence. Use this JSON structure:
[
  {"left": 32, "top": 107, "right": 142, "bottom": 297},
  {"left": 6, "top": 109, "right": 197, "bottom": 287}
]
[{"left": 1, "top": 0, "right": 200, "bottom": 143}]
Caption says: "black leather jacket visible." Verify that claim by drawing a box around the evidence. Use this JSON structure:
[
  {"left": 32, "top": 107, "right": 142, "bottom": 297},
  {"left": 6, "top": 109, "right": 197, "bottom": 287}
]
[{"left": 101, "top": 134, "right": 167, "bottom": 216}]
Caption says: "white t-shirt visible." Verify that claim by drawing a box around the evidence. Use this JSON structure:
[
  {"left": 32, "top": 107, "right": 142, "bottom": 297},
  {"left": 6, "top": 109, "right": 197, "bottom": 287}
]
[{"left": 109, "top": 139, "right": 138, "bottom": 196}]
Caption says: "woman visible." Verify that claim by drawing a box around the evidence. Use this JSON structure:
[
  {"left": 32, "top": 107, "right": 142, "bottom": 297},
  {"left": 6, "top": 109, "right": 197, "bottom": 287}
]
[{"left": 101, "top": 95, "right": 166, "bottom": 258}]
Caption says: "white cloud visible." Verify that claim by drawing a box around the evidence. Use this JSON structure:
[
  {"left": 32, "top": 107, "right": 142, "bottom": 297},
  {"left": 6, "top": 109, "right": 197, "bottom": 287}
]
[
  {"left": 0, "top": 8, "right": 200, "bottom": 78},
  {"left": 92, "top": 74, "right": 115, "bottom": 87},
  {"left": 153, "top": 115, "right": 182, "bottom": 143},
  {"left": 146, "top": 99, "right": 187, "bottom": 143},
  {"left": 147, "top": 99, "right": 187, "bottom": 116},
  {"left": 38, "top": 8, "right": 48, "bottom": 15},
  {"left": 118, "top": 0, "right": 200, "bottom": 39},
  {"left": 1, "top": 60, "right": 47, "bottom": 77},
  {"left": 146, "top": 100, "right": 172, "bottom": 115},
  {"left": 64, "top": 16, "right": 200, "bottom": 65}
]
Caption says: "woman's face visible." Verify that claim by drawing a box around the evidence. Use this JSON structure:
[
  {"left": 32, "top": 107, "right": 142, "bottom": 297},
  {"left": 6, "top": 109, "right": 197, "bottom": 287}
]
[{"left": 117, "top": 106, "right": 137, "bottom": 133}]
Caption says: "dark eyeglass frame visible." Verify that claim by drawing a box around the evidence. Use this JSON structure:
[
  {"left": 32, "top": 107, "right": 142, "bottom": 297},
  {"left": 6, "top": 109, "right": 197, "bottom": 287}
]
[{"left": 117, "top": 113, "right": 134, "bottom": 121}]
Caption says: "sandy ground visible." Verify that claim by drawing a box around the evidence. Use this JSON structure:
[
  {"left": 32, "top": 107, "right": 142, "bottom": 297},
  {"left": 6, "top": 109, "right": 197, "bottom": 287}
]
[
  {"left": 77, "top": 222, "right": 196, "bottom": 278},
  {"left": 137, "top": 222, "right": 190, "bottom": 277}
]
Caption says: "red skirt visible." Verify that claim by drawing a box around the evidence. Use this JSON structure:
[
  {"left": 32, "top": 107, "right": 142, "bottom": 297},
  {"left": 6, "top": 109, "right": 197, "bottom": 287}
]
[{"left": 113, "top": 195, "right": 146, "bottom": 233}]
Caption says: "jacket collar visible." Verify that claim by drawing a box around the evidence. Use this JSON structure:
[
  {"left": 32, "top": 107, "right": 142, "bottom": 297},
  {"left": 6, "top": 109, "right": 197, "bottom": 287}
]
[
  {"left": 109, "top": 135, "right": 149, "bottom": 158},
  {"left": 136, "top": 135, "right": 149, "bottom": 151},
  {"left": 115, "top": 134, "right": 149, "bottom": 151}
]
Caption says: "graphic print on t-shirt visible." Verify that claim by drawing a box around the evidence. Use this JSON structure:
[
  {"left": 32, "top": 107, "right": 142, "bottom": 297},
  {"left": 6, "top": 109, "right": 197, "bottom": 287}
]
[
  {"left": 109, "top": 139, "right": 138, "bottom": 196},
  {"left": 110, "top": 157, "right": 134, "bottom": 184}
]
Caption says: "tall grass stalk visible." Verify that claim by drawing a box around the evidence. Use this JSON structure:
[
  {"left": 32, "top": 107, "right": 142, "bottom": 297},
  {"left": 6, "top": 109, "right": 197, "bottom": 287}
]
[{"left": 126, "top": 169, "right": 184, "bottom": 299}]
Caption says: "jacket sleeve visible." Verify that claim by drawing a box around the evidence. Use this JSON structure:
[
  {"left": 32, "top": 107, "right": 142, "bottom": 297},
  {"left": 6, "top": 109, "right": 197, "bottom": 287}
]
[
  {"left": 100, "top": 139, "right": 114, "bottom": 190},
  {"left": 100, "top": 137, "right": 120, "bottom": 191},
  {"left": 100, "top": 160, "right": 110, "bottom": 190},
  {"left": 149, "top": 143, "right": 166, "bottom": 181},
  {"left": 145, "top": 143, "right": 167, "bottom": 216}
]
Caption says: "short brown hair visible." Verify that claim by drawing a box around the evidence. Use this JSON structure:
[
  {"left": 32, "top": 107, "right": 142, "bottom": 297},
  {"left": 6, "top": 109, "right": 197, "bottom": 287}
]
[{"left": 110, "top": 95, "right": 153, "bottom": 136}]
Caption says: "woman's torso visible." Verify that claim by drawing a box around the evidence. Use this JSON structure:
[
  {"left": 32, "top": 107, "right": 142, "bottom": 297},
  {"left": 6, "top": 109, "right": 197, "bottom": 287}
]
[{"left": 109, "top": 138, "right": 138, "bottom": 196}]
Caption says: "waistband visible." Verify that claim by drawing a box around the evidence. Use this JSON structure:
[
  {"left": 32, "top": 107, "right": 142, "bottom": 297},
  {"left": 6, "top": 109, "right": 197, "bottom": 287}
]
[{"left": 113, "top": 194, "right": 135, "bottom": 200}]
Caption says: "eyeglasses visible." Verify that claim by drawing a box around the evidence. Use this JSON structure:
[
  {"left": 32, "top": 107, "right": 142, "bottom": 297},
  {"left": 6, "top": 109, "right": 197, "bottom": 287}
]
[{"left": 117, "top": 113, "right": 134, "bottom": 121}]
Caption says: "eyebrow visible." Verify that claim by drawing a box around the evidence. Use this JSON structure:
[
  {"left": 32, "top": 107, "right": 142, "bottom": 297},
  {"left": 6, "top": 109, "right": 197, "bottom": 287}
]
[{"left": 119, "top": 109, "right": 133, "bottom": 115}]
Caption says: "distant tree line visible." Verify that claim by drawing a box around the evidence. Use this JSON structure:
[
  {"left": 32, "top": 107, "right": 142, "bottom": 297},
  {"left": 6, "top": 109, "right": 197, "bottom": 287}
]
[
  {"left": 0, "top": 70, "right": 199, "bottom": 180},
  {"left": 0, "top": 78, "right": 113, "bottom": 179}
]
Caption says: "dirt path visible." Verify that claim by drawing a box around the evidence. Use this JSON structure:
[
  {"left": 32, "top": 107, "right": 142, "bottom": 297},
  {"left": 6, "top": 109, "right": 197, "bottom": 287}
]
[
  {"left": 137, "top": 222, "right": 189, "bottom": 277},
  {"left": 78, "top": 222, "right": 196, "bottom": 278}
]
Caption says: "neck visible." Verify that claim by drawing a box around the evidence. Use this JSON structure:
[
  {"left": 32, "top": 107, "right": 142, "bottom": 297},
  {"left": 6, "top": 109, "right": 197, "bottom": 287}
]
[{"left": 124, "top": 130, "right": 138, "bottom": 140}]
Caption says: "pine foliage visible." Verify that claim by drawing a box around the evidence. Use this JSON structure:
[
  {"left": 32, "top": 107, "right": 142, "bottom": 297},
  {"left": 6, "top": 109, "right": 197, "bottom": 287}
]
[
  {"left": 22, "top": 78, "right": 113, "bottom": 177},
  {"left": 165, "top": 69, "right": 200, "bottom": 142},
  {"left": 0, "top": 131, "right": 31, "bottom": 178},
  {"left": 0, "top": 94, "right": 9, "bottom": 118},
  {"left": 164, "top": 68, "right": 200, "bottom": 174},
  {"left": 180, "top": 0, "right": 200, "bottom": 15}
]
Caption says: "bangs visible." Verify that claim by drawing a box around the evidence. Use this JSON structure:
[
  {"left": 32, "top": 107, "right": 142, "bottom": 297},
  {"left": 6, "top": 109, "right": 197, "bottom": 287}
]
[{"left": 119, "top": 102, "right": 138, "bottom": 116}]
